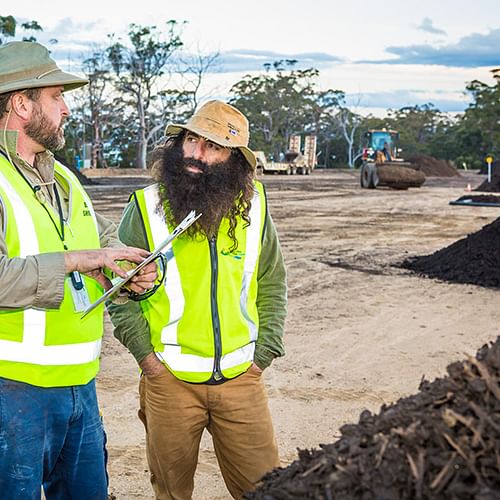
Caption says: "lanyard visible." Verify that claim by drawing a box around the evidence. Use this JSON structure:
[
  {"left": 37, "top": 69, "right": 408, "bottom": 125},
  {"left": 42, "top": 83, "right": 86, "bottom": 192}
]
[{"left": 0, "top": 150, "right": 68, "bottom": 249}]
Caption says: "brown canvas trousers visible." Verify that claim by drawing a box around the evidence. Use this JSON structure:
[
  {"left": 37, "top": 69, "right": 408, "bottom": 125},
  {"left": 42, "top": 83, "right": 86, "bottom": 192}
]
[{"left": 138, "top": 367, "right": 279, "bottom": 499}]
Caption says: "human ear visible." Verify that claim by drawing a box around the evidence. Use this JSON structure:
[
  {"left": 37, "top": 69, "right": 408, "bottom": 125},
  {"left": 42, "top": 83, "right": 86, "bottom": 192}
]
[{"left": 9, "top": 92, "right": 33, "bottom": 121}]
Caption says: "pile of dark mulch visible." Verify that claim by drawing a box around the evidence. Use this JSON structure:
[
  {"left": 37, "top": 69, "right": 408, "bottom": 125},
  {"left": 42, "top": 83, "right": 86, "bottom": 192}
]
[
  {"left": 478, "top": 160, "right": 499, "bottom": 176},
  {"left": 246, "top": 338, "right": 500, "bottom": 499},
  {"left": 475, "top": 163, "right": 500, "bottom": 192},
  {"left": 455, "top": 194, "right": 500, "bottom": 204},
  {"left": 400, "top": 217, "right": 500, "bottom": 289},
  {"left": 407, "top": 155, "right": 460, "bottom": 177}
]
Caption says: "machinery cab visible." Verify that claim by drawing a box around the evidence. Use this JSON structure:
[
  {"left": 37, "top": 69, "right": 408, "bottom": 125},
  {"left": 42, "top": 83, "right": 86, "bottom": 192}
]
[{"left": 362, "top": 129, "right": 400, "bottom": 162}]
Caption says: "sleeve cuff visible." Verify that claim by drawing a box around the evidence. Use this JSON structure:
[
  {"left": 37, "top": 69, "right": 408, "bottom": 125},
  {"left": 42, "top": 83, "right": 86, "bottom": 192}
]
[
  {"left": 33, "top": 252, "right": 66, "bottom": 308},
  {"left": 126, "top": 337, "right": 154, "bottom": 365},
  {"left": 254, "top": 345, "right": 279, "bottom": 371}
]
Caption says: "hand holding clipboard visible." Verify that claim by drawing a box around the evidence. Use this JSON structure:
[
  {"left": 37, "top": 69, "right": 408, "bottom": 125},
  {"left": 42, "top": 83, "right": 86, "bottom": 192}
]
[{"left": 81, "top": 210, "right": 201, "bottom": 318}]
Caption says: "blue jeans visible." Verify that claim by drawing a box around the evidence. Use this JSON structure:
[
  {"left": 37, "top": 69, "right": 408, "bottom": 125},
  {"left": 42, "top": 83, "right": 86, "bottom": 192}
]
[{"left": 0, "top": 377, "right": 108, "bottom": 499}]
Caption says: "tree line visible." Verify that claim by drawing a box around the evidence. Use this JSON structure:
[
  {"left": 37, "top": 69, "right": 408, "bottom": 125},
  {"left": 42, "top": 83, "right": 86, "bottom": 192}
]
[{"left": 1, "top": 16, "right": 498, "bottom": 170}]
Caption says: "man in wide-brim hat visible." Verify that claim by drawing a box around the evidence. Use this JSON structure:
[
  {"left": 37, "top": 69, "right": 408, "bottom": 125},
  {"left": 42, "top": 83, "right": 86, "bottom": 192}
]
[
  {"left": 110, "top": 100, "right": 288, "bottom": 499},
  {"left": 0, "top": 41, "right": 157, "bottom": 498}
]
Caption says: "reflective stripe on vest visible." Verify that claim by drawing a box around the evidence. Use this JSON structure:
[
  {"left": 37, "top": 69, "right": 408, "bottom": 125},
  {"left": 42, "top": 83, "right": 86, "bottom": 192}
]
[
  {"left": 137, "top": 182, "right": 265, "bottom": 380},
  {"left": 0, "top": 167, "right": 46, "bottom": 357},
  {"left": 0, "top": 158, "right": 103, "bottom": 383},
  {"left": 143, "top": 186, "right": 184, "bottom": 345}
]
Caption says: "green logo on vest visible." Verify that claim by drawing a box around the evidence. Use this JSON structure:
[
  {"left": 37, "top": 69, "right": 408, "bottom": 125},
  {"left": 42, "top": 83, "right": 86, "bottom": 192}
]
[
  {"left": 221, "top": 249, "right": 245, "bottom": 260},
  {"left": 82, "top": 201, "right": 91, "bottom": 216}
]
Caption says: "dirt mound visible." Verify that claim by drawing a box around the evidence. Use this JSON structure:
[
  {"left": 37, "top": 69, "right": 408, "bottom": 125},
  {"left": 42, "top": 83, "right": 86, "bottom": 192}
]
[
  {"left": 378, "top": 164, "right": 426, "bottom": 189},
  {"left": 475, "top": 163, "right": 500, "bottom": 192},
  {"left": 400, "top": 217, "right": 500, "bottom": 288},
  {"left": 455, "top": 194, "right": 500, "bottom": 205},
  {"left": 478, "top": 160, "right": 499, "bottom": 175},
  {"left": 246, "top": 338, "right": 500, "bottom": 499},
  {"left": 407, "top": 155, "right": 460, "bottom": 177}
]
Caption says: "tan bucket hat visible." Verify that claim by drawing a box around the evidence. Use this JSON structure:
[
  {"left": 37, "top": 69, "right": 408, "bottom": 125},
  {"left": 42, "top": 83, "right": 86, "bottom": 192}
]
[
  {"left": 165, "top": 100, "right": 256, "bottom": 169},
  {"left": 0, "top": 41, "right": 88, "bottom": 95}
]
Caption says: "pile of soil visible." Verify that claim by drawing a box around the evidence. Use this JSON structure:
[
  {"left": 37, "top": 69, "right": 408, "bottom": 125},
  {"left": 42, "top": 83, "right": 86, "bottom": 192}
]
[
  {"left": 407, "top": 155, "right": 460, "bottom": 177},
  {"left": 400, "top": 217, "right": 500, "bottom": 288},
  {"left": 378, "top": 164, "right": 426, "bottom": 189},
  {"left": 478, "top": 160, "right": 499, "bottom": 175},
  {"left": 455, "top": 194, "right": 500, "bottom": 204},
  {"left": 475, "top": 163, "right": 500, "bottom": 192},
  {"left": 246, "top": 338, "right": 500, "bottom": 499}
]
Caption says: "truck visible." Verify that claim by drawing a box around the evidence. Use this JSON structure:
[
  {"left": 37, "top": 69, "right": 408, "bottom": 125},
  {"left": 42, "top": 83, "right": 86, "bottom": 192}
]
[
  {"left": 255, "top": 135, "right": 317, "bottom": 175},
  {"left": 360, "top": 129, "right": 425, "bottom": 189}
]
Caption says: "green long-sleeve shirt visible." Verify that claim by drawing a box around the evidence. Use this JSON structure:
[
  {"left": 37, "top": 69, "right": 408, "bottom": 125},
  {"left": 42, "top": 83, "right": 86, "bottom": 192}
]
[{"left": 109, "top": 191, "right": 287, "bottom": 370}]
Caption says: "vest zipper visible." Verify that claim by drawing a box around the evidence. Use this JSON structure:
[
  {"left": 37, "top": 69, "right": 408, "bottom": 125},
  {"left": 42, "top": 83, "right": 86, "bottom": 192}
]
[{"left": 209, "top": 236, "right": 223, "bottom": 381}]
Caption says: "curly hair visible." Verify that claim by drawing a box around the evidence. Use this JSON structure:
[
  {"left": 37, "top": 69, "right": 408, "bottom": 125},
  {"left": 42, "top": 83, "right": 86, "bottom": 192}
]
[{"left": 151, "top": 131, "right": 255, "bottom": 252}]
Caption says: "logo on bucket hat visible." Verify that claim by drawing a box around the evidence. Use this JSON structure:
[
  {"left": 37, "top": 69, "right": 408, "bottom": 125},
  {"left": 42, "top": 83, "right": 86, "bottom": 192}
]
[{"left": 165, "top": 100, "right": 257, "bottom": 169}]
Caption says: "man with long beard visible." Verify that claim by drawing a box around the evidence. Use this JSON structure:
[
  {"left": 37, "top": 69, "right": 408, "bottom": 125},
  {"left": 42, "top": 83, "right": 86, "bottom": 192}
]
[
  {"left": 110, "top": 100, "right": 287, "bottom": 499},
  {"left": 0, "top": 41, "right": 157, "bottom": 498}
]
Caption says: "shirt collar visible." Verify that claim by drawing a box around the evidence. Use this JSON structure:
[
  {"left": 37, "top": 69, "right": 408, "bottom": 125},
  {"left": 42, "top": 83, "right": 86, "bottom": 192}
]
[{"left": 0, "top": 129, "right": 55, "bottom": 181}]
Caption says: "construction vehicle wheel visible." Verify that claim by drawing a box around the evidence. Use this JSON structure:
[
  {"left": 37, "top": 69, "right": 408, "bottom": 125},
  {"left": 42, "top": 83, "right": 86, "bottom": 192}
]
[
  {"left": 305, "top": 167, "right": 310, "bottom": 175},
  {"left": 360, "top": 163, "right": 372, "bottom": 188},
  {"left": 372, "top": 165, "right": 379, "bottom": 187}
]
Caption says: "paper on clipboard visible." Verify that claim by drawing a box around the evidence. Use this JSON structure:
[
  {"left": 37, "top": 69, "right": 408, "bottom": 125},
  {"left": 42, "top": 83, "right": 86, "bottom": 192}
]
[{"left": 81, "top": 210, "right": 201, "bottom": 319}]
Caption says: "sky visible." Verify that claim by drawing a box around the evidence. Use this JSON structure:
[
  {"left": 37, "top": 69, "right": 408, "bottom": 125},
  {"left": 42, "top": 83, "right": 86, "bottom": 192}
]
[{"left": 6, "top": 0, "right": 500, "bottom": 115}]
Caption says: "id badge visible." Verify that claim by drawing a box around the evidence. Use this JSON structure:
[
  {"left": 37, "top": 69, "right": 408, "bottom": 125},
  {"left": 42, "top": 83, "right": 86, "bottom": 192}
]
[{"left": 68, "top": 271, "right": 91, "bottom": 313}]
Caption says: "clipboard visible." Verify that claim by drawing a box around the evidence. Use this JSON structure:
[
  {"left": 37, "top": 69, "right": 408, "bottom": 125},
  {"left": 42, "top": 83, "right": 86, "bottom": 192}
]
[{"left": 81, "top": 210, "right": 201, "bottom": 318}]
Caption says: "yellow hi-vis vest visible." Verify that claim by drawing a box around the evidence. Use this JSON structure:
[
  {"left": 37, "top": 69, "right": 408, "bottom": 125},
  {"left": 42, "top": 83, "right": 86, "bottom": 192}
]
[
  {"left": 133, "top": 181, "right": 266, "bottom": 383},
  {"left": 0, "top": 156, "right": 103, "bottom": 387}
]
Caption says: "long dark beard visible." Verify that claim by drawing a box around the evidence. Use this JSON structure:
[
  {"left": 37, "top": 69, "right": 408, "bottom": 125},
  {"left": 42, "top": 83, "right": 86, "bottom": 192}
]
[
  {"left": 152, "top": 134, "right": 255, "bottom": 251},
  {"left": 24, "top": 103, "right": 65, "bottom": 152}
]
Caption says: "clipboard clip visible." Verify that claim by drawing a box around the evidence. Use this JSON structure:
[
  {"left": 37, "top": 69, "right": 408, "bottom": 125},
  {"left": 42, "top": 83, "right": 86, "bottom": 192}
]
[{"left": 81, "top": 210, "right": 201, "bottom": 319}]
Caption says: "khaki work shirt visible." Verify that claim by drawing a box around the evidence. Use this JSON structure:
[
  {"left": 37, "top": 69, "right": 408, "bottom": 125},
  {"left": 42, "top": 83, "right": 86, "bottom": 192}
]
[{"left": 0, "top": 130, "right": 120, "bottom": 310}]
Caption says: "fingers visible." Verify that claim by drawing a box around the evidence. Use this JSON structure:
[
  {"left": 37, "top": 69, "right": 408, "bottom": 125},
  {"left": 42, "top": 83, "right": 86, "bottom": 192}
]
[
  {"left": 91, "top": 272, "right": 114, "bottom": 291},
  {"left": 103, "top": 248, "right": 151, "bottom": 278},
  {"left": 127, "top": 282, "right": 150, "bottom": 295},
  {"left": 128, "top": 259, "right": 158, "bottom": 284},
  {"left": 115, "top": 247, "right": 151, "bottom": 264},
  {"left": 139, "top": 261, "right": 159, "bottom": 275}
]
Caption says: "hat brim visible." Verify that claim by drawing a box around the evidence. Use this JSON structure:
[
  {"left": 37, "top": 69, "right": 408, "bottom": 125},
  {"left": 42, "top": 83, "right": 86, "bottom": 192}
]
[
  {"left": 0, "top": 69, "right": 88, "bottom": 95},
  {"left": 166, "top": 123, "right": 256, "bottom": 170}
]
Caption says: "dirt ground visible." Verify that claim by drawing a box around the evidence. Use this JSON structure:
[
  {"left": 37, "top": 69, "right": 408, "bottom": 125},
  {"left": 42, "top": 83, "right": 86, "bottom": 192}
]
[{"left": 87, "top": 169, "right": 500, "bottom": 499}]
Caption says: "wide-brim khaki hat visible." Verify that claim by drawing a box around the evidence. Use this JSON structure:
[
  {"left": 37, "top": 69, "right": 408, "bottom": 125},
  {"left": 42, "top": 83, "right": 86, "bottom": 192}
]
[
  {"left": 0, "top": 41, "right": 88, "bottom": 95},
  {"left": 166, "top": 100, "right": 256, "bottom": 169}
]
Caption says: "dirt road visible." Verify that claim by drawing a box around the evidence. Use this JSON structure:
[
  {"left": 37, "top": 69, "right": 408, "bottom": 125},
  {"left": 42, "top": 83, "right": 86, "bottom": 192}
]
[{"left": 88, "top": 169, "right": 500, "bottom": 499}]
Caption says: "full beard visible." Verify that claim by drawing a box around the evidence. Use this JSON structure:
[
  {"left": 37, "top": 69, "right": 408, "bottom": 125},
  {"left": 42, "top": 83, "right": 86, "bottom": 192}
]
[
  {"left": 24, "top": 104, "right": 65, "bottom": 152},
  {"left": 153, "top": 140, "right": 254, "bottom": 240}
]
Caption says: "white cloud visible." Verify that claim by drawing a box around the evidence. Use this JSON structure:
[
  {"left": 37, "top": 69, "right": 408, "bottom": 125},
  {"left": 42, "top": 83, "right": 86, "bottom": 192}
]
[{"left": 4, "top": 0, "right": 500, "bottom": 114}]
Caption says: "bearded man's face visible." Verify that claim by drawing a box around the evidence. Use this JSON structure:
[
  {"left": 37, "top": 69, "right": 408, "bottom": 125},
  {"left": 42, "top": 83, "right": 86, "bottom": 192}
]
[
  {"left": 154, "top": 132, "right": 253, "bottom": 239},
  {"left": 24, "top": 86, "right": 68, "bottom": 152},
  {"left": 182, "top": 132, "right": 231, "bottom": 174}
]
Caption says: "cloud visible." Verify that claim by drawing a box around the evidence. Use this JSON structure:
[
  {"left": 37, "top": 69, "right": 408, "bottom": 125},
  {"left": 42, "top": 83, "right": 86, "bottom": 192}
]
[
  {"left": 362, "top": 28, "right": 500, "bottom": 67},
  {"left": 213, "top": 49, "right": 343, "bottom": 73},
  {"left": 417, "top": 17, "right": 447, "bottom": 36},
  {"left": 347, "top": 89, "right": 471, "bottom": 113}
]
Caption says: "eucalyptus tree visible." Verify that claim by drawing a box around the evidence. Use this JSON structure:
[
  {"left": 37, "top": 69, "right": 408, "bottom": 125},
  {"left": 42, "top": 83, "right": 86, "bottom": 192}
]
[
  {"left": 0, "top": 15, "right": 42, "bottom": 44},
  {"left": 383, "top": 104, "right": 446, "bottom": 157},
  {"left": 76, "top": 49, "right": 115, "bottom": 167},
  {"left": 229, "top": 60, "right": 341, "bottom": 160},
  {"left": 335, "top": 106, "right": 364, "bottom": 168},
  {"left": 460, "top": 75, "right": 500, "bottom": 161},
  {"left": 106, "top": 21, "right": 183, "bottom": 169}
]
